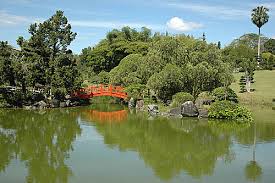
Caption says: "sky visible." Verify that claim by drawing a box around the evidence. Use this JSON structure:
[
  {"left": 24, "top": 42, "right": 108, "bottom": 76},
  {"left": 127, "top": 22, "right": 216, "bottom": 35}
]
[{"left": 0, "top": 0, "right": 275, "bottom": 53}]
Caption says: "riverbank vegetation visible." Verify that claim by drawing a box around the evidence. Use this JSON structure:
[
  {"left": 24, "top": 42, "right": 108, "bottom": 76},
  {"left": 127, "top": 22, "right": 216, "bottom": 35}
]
[{"left": 0, "top": 7, "right": 274, "bottom": 122}]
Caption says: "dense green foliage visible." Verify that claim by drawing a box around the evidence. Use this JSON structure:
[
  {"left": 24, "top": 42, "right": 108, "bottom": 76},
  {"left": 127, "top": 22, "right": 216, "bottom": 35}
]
[
  {"left": 125, "top": 84, "right": 146, "bottom": 99},
  {"left": 0, "top": 11, "right": 82, "bottom": 105},
  {"left": 105, "top": 35, "right": 234, "bottom": 100},
  {"left": 261, "top": 52, "right": 275, "bottom": 70},
  {"left": 211, "top": 87, "right": 238, "bottom": 103},
  {"left": 80, "top": 27, "right": 152, "bottom": 73},
  {"left": 109, "top": 54, "right": 143, "bottom": 86},
  {"left": 171, "top": 92, "right": 194, "bottom": 107},
  {"left": 229, "top": 33, "right": 269, "bottom": 51},
  {"left": 208, "top": 101, "right": 253, "bottom": 122},
  {"left": 264, "top": 39, "right": 275, "bottom": 54}
]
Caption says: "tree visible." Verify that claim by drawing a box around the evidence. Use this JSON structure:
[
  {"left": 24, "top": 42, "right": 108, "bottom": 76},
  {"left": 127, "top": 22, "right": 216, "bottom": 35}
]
[
  {"left": 264, "top": 38, "right": 275, "bottom": 54},
  {"left": 80, "top": 27, "right": 152, "bottom": 74},
  {"left": 109, "top": 54, "right": 143, "bottom": 86},
  {"left": 16, "top": 10, "right": 80, "bottom": 98},
  {"left": 217, "top": 41, "right": 221, "bottom": 49},
  {"left": 147, "top": 64, "right": 184, "bottom": 101},
  {"left": 230, "top": 33, "right": 269, "bottom": 50},
  {"left": 0, "top": 41, "right": 15, "bottom": 86},
  {"left": 251, "top": 6, "right": 269, "bottom": 64}
]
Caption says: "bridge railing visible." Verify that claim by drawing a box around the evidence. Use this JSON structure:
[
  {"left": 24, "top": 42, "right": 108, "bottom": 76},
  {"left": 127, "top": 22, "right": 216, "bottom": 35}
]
[{"left": 72, "top": 84, "right": 128, "bottom": 99}]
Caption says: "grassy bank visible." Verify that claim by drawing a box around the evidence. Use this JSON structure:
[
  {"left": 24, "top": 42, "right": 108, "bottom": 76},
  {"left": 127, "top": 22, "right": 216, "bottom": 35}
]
[
  {"left": 231, "top": 70, "right": 275, "bottom": 107},
  {"left": 231, "top": 70, "right": 275, "bottom": 123}
]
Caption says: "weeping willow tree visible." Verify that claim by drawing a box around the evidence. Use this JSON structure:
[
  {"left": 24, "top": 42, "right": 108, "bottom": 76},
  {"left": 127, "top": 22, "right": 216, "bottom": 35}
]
[{"left": 251, "top": 6, "right": 269, "bottom": 64}]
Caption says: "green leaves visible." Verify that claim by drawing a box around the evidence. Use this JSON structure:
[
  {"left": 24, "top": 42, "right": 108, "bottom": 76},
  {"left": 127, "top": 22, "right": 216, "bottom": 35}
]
[
  {"left": 208, "top": 101, "right": 253, "bottom": 122},
  {"left": 81, "top": 27, "right": 152, "bottom": 73},
  {"left": 251, "top": 6, "right": 269, "bottom": 28}
]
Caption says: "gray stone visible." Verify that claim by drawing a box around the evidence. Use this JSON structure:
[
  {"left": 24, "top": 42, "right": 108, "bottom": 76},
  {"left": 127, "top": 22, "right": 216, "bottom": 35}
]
[
  {"left": 65, "top": 100, "right": 71, "bottom": 107},
  {"left": 60, "top": 102, "right": 66, "bottom": 108},
  {"left": 136, "top": 99, "right": 144, "bottom": 110},
  {"left": 50, "top": 99, "right": 60, "bottom": 108},
  {"left": 147, "top": 104, "right": 159, "bottom": 115},
  {"left": 169, "top": 107, "right": 182, "bottom": 116},
  {"left": 198, "top": 108, "right": 208, "bottom": 118},
  {"left": 181, "top": 101, "right": 198, "bottom": 117},
  {"left": 128, "top": 97, "right": 135, "bottom": 108},
  {"left": 33, "top": 100, "right": 47, "bottom": 109},
  {"left": 71, "top": 101, "right": 80, "bottom": 107},
  {"left": 65, "top": 95, "right": 71, "bottom": 99},
  {"left": 23, "top": 106, "right": 32, "bottom": 110}
]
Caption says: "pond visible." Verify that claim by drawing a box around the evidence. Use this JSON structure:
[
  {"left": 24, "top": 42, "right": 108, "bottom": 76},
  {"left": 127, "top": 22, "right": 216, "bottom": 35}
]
[{"left": 0, "top": 104, "right": 274, "bottom": 183}]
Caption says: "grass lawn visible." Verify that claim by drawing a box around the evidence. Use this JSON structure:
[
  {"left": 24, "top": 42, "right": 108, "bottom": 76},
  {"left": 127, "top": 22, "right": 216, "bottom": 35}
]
[
  {"left": 231, "top": 70, "right": 275, "bottom": 123},
  {"left": 231, "top": 70, "right": 275, "bottom": 107}
]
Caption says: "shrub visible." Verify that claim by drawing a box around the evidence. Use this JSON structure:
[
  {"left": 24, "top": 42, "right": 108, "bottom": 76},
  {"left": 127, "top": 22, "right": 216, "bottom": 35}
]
[
  {"left": 171, "top": 92, "right": 194, "bottom": 107},
  {"left": 125, "top": 84, "right": 146, "bottom": 99},
  {"left": 208, "top": 100, "right": 253, "bottom": 122},
  {"left": 212, "top": 87, "right": 238, "bottom": 103}
]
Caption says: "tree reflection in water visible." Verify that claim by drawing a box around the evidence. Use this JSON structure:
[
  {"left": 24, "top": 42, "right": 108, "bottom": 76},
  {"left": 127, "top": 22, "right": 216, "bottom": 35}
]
[
  {"left": 0, "top": 109, "right": 81, "bottom": 183},
  {"left": 93, "top": 114, "right": 235, "bottom": 180}
]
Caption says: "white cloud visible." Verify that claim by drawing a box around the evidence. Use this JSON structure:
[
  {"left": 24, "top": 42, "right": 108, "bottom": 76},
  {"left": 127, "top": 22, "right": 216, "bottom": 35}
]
[
  {"left": 71, "top": 20, "right": 163, "bottom": 30},
  {"left": 0, "top": 10, "right": 30, "bottom": 26},
  {"left": 166, "top": 17, "right": 202, "bottom": 32},
  {"left": 167, "top": 3, "right": 249, "bottom": 19}
]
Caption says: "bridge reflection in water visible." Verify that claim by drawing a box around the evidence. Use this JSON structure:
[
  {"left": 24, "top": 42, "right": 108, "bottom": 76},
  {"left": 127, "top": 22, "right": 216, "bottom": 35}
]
[{"left": 82, "top": 109, "right": 128, "bottom": 123}]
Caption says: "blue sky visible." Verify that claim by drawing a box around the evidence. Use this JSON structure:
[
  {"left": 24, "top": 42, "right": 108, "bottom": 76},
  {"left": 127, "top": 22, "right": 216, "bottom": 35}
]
[{"left": 0, "top": 0, "right": 275, "bottom": 53}]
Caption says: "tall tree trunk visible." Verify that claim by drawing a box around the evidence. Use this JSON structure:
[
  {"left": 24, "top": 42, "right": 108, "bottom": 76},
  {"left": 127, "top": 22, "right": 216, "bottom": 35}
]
[
  {"left": 257, "top": 27, "right": 261, "bottom": 66},
  {"left": 253, "top": 121, "right": 256, "bottom": 162},
  {"left": 246, "top": 71, "right": 251, "bottom": 93}
]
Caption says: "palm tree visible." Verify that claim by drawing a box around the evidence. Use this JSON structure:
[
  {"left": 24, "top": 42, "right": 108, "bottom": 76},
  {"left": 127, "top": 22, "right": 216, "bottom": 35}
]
[{"left": 251, "top": 6, "right": 269, "bottom": 65}]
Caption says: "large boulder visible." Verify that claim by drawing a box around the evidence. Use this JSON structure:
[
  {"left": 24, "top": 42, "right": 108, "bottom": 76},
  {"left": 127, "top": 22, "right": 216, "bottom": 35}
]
[
  {"left": 60, "top": 102, "right": 66, "bottom": 108},
  {"left": 71, "top": 101, "right": 80, "bottom": 107},
  {"left": 50, "top": 99, "right": 60, "bottom": 108},
  {"left": 65, "top": 100, "right": 71, "bottom": 107},
  {"left": 198, "top": 108, "right": 208, "bottom": 118},
  {"left": 147, "top": 104, "right": 159, "bottom": 115},
  {"left": 128, "top": 97, "right": 135, "bottom": 108},
  {"left": 33, "top": 100, "right": 47, "bottom": 109},
  {"left": 169, "top": 107, "right": 182, "bottom": 117},
  {"left": 136, "top": 99, "right": 144, "bottom": 110},
  {"left": 181, "top": 101, "right": 198, "bottom": 117}
]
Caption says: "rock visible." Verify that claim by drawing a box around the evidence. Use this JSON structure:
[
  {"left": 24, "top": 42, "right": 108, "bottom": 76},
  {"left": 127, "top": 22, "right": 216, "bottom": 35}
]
[
  {"left": 33, "top": 100, "right": 47, "bottom": 109},
  {"left": 181, "top": 101, "right": 198, "bottom": 117},
  {"left": 71, "top": 101, "right": 80, "bottom": 107},
  {"left": 147, "top": 104, "right": 159, "bottom": 115},
  {"left": 50, "top": 99, "right": 60, "bottom": 108},
  {"left": 65, "top": 95, "right": 71, "bottom": 99},
  {"left": 128, "top": 97, "right": 135, "bottom": 108},
  {"left": 60, "top": 102, "right": 66, "bottom": 108},
  {"left": 23, "top": 106, "right": 32, "bottom": 110},
  {"left": 136, "top": 99, "right": 144, "bottom": 110},
  {"left": 65, "top": 100, "right": 71, "bottom": 107},
  {"left": 169, "top": 107, "right": 182, "bottom": 116},
  {"left": 198, "top": 108, "right": 208, "bottom": 118}
]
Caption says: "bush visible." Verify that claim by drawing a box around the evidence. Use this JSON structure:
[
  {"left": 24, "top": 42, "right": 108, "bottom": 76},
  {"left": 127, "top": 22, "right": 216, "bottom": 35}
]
[
  {"left": 125, "top": 84, "right": 146, "bottom": 99},
  {"left": 212, "top": 87, "right": 238, "bottom": 103},
  {"left": 171, "top": 92, "right": 194, "bottom": 107},
  {"left": 208, "top": 100, "right": 252, "bottom": 122}
]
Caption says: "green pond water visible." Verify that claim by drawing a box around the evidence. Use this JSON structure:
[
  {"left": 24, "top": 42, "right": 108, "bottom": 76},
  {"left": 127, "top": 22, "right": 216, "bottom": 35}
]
[{"left": 0, "top": 104, "right": 274, "bottom": 183}]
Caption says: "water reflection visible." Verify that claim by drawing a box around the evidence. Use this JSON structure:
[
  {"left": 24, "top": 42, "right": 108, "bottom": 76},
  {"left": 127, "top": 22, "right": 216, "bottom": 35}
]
[
  {"left": 82, "top": 110, "right": 128, "bottom": 123},
  {"left": 0, "top": 105, "right": 275, "bottom": 183},
  {"left": 0, "top": 109, "right": 81, "bottom": 183},
  {"left": 93, "top": 114, "right": 233, "bottom": 180}
]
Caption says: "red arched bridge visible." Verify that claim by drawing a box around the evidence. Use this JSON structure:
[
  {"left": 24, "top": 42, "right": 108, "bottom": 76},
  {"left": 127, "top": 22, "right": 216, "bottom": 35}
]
[{"left": 72, "top": 84, "right": 128, "bottom": 99}]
